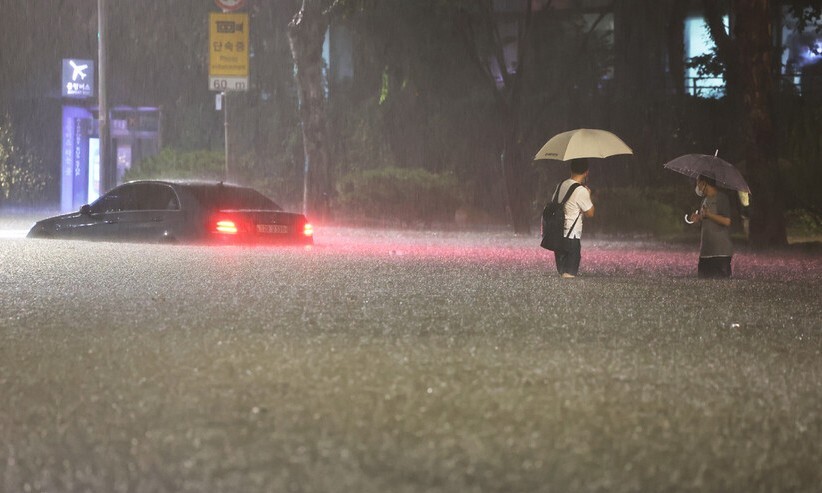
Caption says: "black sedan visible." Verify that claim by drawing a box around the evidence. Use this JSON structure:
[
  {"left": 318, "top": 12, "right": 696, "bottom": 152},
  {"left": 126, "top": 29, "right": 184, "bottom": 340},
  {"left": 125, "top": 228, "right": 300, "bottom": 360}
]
[{"left": 27, "top": 180, "right": 314, "bottom": 245}]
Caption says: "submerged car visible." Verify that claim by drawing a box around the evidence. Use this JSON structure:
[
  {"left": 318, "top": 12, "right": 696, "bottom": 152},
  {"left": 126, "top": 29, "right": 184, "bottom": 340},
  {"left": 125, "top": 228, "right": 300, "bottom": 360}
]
[{"left": 27, "top": 180, "right": 314, "bottom": 245}]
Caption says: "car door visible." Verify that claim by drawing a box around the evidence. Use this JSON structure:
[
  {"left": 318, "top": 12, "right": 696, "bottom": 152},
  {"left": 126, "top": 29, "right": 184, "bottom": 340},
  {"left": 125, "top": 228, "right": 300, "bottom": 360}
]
[
  {"left": 115, "top": 183, "right": 181, "bottom": 241},
  {"left": 65, "top": 186, "right": 129, "bottom": 240}
]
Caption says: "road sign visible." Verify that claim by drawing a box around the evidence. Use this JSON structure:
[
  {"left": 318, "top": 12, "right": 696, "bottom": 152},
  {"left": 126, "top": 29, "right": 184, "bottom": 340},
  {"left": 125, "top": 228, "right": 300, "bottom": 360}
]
[
  {"left": 210, "top": 77, "right": 248, "bottom": 92},
  {"left": 215, "top": 0, "right": 245, "bottom": 11},
  {"left": 61, "top": 59, "right": 94, "bottom": 98},
  {"left": 209, "top": 12, "right": 249, "bottom": 91}
]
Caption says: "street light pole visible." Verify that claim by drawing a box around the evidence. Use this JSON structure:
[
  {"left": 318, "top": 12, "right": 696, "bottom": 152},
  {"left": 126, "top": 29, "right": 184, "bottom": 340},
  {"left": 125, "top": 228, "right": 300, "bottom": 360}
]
[{"left": 97, "top": 0, "right": 112, "bottom": 192}]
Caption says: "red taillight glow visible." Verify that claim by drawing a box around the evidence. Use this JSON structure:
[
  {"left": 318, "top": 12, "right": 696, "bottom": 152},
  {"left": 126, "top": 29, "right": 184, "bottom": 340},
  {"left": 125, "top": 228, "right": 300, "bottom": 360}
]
[
  {"left": 303, "top": 223, "right": 314, "bottom": 237},
  {"left": 215, "top": 219, "right": 238, "bottom": 234}
]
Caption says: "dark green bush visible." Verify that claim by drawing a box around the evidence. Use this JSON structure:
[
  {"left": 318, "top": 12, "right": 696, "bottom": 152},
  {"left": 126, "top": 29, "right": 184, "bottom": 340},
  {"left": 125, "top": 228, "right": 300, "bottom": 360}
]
[
  {"left": 336, "top": 167, "right": 461, "bottom": 225},
  {"left": 584, "top": 187, "right": 685, "bottom": 238},
  {"left": 786, "top": 209, "right": 822, "bottom": 239},
  {"left": 124, "top": 148, "right": 225, "bottom": 182},
  {"left": 123, "top": 148, "right": 298, "bottom": 206}
]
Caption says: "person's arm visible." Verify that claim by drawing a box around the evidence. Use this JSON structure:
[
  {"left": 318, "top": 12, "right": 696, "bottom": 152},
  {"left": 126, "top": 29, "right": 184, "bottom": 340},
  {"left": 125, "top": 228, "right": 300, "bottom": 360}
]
[
  {"left": 701, "top": 194, "right": 732, "bottom": 227},
  {"left": 580, "top": 186, "right": 595, "bottom": 218},
  {"left": 702, "top": 209, "right": 731, "bottom": 227}
]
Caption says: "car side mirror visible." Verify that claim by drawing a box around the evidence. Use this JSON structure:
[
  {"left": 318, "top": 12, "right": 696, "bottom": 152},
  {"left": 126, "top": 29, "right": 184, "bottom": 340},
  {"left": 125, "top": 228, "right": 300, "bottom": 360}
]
[{"left": 80, "top": 204, "right": 91, "bottom": 216}]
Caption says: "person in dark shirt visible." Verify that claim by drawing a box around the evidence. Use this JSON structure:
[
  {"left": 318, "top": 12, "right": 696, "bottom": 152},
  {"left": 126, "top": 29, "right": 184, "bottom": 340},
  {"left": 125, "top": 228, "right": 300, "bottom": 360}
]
[{"left": 686, "top": 175, "right": 733, "bottom": 278}]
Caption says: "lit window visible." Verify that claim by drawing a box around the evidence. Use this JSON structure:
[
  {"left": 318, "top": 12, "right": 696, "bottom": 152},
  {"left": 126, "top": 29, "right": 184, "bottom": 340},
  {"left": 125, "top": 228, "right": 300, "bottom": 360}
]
[
  {"left": 685, "top": 16, "right": 728, "bottom": 98},
  {"left": 781, "top": 7, "right": 822, "bottom": 93}
]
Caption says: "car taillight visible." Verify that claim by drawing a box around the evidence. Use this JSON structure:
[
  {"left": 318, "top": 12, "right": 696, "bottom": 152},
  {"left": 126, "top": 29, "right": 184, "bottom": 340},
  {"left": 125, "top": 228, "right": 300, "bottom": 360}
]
[
  {"left": 303, "top": 222, "right": 314, "bottom": 237},
  {"left": 215, "top": 219, "right": 238, "bottom": 234}
]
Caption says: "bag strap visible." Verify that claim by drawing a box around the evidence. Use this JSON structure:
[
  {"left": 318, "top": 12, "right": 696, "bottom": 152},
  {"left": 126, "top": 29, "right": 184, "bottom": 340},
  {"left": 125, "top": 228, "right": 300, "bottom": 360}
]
[
  {"left": 565, "top": 213, "right": 581, "bottom": 239},
  {"left": 558, "top": 182, "right": 582, "bottom": 239},
  {"left": 559, "top": 182, "right": 582, "bottom": 205},
  {"left": 549, "top": 182, "right": 581, "bottom": 205}
]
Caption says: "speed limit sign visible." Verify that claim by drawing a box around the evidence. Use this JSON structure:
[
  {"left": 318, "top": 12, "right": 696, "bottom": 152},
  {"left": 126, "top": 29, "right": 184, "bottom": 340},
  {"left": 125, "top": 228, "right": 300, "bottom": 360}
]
[{"left": 215, "top": 0, "right": 245, "bottom": 11}]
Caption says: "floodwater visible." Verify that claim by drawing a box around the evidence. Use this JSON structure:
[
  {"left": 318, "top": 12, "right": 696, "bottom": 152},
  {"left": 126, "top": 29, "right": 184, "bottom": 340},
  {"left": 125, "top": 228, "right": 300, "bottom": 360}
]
[{"left": 1, "top": 225, "right": 821, "bottom": 492}]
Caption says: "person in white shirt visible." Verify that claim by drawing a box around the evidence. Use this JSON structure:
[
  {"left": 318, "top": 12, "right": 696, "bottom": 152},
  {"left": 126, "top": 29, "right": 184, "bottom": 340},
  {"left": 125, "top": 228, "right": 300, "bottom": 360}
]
[{"left": 554, "top": 159, "right": 595, "bottom": 278}]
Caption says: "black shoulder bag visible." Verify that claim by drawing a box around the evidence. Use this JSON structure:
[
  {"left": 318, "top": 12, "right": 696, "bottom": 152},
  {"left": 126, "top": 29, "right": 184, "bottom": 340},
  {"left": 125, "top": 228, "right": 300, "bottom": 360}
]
[{"left": 540, "top": 182, "right": 581, "bottom": 251}]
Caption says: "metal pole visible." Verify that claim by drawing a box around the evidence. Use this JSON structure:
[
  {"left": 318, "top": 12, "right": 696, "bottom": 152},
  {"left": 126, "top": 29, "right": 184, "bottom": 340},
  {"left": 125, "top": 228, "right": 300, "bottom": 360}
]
[
  {"left": 223, "top": 91, "right": 229, "bottom": 181},
  {"left": 302, "top": 144, "right": 309, "bottom": 216},
  {"left": 296, "top": 88, "right": 307, "bottom": 215},
  {"left": 97, "top": 0, "right": 111, "bottom": 191}
]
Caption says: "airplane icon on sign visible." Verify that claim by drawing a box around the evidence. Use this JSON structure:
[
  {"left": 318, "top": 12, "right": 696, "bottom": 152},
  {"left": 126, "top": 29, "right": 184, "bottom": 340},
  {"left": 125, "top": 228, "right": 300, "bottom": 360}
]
[{"left": 69, "top": 60, "right": 88, "bottom": 81}]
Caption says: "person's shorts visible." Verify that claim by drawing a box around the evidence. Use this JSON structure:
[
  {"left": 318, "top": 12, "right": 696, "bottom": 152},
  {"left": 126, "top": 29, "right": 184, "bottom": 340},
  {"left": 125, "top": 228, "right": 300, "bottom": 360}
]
[{"left": 698, "top": 256, "right": 732, "bottom": 278}]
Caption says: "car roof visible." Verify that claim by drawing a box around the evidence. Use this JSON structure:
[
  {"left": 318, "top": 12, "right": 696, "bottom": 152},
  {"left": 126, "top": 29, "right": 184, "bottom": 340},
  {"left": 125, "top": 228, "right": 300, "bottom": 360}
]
[
  {"left": 120, "top": 179, "right": 251, "bottom": 191},
  {"left": 118, "top": 180, "right": 283, "bottom": 211}
]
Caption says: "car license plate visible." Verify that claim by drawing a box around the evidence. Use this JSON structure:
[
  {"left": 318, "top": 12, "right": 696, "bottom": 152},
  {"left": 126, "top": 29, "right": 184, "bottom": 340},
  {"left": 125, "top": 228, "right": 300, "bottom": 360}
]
[{"left": 257, "top": 224, "right": 289, "bottom": 234}]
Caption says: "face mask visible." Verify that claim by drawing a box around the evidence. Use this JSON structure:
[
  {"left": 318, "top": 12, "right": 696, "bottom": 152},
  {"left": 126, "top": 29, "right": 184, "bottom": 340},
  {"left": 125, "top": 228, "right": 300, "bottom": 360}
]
[{"left": 695, "top": 183, "right": 705, "bottom": 197}]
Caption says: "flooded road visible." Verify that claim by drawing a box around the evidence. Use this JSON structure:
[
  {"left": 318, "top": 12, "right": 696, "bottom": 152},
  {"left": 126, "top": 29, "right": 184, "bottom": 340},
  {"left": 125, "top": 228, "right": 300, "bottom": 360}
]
[{"left": 1, "top": 227, "right": 821, "bottom": 492}]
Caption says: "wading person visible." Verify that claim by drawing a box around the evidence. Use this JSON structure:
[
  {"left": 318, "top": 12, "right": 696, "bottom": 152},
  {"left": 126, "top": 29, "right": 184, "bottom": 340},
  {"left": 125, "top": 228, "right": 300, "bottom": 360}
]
[
  {"left": 686, "top": 175, "right": 733, "bottom": 278},
  {"left": 554, "top": 159, "right": 595, "bottom": 278}
]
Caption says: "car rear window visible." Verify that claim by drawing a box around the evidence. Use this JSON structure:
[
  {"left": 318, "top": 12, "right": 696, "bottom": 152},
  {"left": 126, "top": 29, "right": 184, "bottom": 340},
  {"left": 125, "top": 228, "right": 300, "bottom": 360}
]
[{"left": 188, "top": 185, "right": 281, "bottom": 211}]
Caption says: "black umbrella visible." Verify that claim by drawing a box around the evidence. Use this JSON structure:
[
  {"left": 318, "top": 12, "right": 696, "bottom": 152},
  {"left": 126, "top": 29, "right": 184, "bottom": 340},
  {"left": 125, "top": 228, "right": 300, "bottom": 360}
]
[{"left": 663, "top": 153, "right": 751, "bottom": 193}]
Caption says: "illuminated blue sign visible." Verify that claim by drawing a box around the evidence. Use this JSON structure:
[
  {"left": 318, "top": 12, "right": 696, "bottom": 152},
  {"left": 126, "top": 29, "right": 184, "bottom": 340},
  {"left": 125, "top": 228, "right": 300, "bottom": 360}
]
[
  {"left": 61, "top": 106, "right": 93, "bottom": 212},
  {"left": 61, "top": 59, "right": 94, "bottom": 98}
]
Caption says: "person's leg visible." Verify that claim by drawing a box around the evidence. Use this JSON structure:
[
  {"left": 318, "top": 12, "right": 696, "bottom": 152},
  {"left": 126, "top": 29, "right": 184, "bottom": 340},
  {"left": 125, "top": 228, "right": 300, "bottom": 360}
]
[
  {"left": 554, "top": 249, "right": 567, "bottom": 274},
  {"left": 698, "top": 257, "right": 732, "bottom": 278},
  {"left": 698, "top": 257, "right": 709, "bottom": 278},
  {"left": 566, "top": 239, "right": 581, "bottom": 276},
  {"left": 718, "top": 256, "right": 732, "bottom": 278}
]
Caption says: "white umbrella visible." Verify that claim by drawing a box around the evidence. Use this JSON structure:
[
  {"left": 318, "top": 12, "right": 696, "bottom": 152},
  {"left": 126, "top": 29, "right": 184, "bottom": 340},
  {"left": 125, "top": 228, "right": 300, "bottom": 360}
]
[{"left": 534, "top": 128, "right": 633, "bottom": 161}]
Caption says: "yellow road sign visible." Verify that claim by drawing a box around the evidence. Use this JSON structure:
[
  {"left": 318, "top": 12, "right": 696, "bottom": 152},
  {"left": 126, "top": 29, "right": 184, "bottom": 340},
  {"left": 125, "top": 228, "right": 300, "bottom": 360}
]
[{"left": 209, "top": 12, "right": 249, "bottom": 91}]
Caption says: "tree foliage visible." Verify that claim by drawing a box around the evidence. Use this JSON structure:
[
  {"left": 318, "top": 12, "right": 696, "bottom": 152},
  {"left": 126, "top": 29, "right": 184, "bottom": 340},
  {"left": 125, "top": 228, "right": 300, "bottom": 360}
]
[
  {"left": 0, "top": 115, "right": 51, "bottom": 206},
  {"left": 327, "top": 0, "right": 617, "bottom": 231},
  {"left": 697, "top": 0, "right": 822, "bottom": 246},
  {"left": 0, "top": 1, "right": 306, "bottom": 206},
  {"left": 1, "top": 1, "right": 821, "bottom": 237}
]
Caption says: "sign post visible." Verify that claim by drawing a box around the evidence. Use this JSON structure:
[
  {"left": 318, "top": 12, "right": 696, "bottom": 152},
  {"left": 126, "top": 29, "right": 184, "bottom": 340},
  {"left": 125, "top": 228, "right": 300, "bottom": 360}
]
[
  {"left": 98, "top": 0, "right": 113, "bottom": 193},
  {"left": 209, "top": 12, "right": 249, "bottom": 91},
  {"left": 209, "top": 11, "right": 248, "bottom": 180}
]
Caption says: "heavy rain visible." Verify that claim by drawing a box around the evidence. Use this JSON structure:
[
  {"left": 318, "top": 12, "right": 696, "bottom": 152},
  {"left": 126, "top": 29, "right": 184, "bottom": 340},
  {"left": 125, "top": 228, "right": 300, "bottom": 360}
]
[{"left": 1, "top": 1, "right": 821, "bottom": 492}]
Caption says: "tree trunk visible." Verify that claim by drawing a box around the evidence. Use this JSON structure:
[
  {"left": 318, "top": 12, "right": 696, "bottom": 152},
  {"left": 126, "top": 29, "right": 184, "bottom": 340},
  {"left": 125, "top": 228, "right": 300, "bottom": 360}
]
[
  {"left": 455, "top": 1, "right": 534, "bottom": 235},
  {"left": 703, "top": 0, "right": 787, "bottom": 247},
  {"left": 613, "top": 1, "right": 675, "bottom": 182},
  {"left": 288, "top": 0, "right": 330, "bottom": 221},
  {"left": 667, "top": 0, "right": 689, "bottom": 98},
  {"left": 500, "top": 114, "right": 531, "bottom": 234},
  {"left": 732, "top": 0, "right": 787, "bottom": 246}
]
